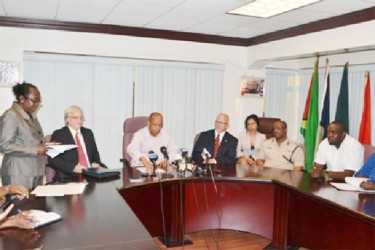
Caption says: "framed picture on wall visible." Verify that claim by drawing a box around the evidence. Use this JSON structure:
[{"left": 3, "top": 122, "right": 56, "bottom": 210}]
[
  {"left": 240, "top": 76, "right": 264, "bottom": 97},
  {"left": 0, "top": 61, "right": 19, "bottom": 86}
]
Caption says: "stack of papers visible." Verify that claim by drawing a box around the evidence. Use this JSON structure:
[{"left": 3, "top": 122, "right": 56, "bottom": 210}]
[
  {"left": 31, "top": 182, "right": 87, "bottom": 196},
  {"left": 46, "top": 144, "right": 77, "bottom": 158}
]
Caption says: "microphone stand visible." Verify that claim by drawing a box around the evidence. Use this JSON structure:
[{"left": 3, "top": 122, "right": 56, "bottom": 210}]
[
  {"left": 162, "top": 160, "right": 174, "bottom": 179},
  {"left": 151, "top": 161, "right": 157, "bottom": 177}
]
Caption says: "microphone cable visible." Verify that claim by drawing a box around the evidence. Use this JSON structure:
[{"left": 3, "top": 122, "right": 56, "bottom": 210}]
[
  {"left": 191, "top": 172, "right": 210, "bottom": 249},
  {"left": 203, "top": 164, "right": 220, "bottom": 249},
  {"left": 207, "top": 164, "right": 221, "bottom": 248},
  {"left": 156, "top": 165, "right": 168, "bottom": 247},
  {"left": 178, "top": 165, "right": 185, "bottom": 247}
]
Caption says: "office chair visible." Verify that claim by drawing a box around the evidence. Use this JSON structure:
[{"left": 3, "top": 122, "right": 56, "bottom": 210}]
[
  {"left": 258, "top": 117, "right": 281, "bottom": 139},
  {"left": 44, "top": 134, "right": 56, "bottom": 183},
  {"left": 363, "top": 144, "right": 375, "bottom": 163},
  {"left": 122, "top": 116, "right": 148, "bottom": 166}
]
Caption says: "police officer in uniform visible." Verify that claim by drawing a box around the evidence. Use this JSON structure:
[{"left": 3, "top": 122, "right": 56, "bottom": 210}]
[{"left": 256, "top": 120, "right": 304, "bottom": 171}]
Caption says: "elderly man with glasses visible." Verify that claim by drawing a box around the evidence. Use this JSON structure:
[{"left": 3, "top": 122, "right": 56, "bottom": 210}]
[
  {"left": 48, "top": 105, "right": 104, "bottom": 181},
  {"left": 192, "top": 113, "right": 238, "bottom": 165}
]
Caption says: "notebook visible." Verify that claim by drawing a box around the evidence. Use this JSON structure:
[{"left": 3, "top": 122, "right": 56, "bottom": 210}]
[
  {"left": 82, "top": 167, "right": 121, "bottom": 179},
  {"left": 28, "top": 210, "right": 62, "bottom": 228}
]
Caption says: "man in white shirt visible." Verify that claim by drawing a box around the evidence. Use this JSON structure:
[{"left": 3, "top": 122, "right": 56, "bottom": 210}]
[
  {"left": 311, "top": 121, "right": 364, "bottom": 180},
  {"left": 127, "top": 112, "right": 180, "bottom": 170}
]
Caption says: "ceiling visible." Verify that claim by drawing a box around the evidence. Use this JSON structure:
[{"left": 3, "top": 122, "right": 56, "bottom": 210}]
[{"left": 0, "top": 0, "right": 374, "bottom": 46}]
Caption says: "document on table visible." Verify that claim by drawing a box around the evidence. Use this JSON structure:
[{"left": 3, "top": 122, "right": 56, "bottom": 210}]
[
  {"left": 28, "top": 210, "right": 62, "bottom": 228},
  {"left": 136, "top": 167, "right": 165, "bottom": 174},
  {"left": 46, "top": 144, "right": 77, "bottom": 158},
  {"left": 31, "top": 182, "right": 87, "bottom": 196},
  {"left": 330, "top": 177, "right": 375, "bottom": 193}
]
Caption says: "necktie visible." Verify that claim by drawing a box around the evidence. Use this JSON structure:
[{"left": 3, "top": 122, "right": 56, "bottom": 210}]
[
  {"left": 214, "top": 134, "right": 220, "bottom": 158},
  {"left": 75, "top": 132, "right": 88, "bottom": 168}
]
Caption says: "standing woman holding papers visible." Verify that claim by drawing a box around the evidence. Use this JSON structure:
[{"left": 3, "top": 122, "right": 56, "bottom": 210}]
[
  {"left": 48, "top": 105, "right": 102, "bottom": 181},
  {"left": 0, "top": 82, "right": 46, "bottom": 190}
]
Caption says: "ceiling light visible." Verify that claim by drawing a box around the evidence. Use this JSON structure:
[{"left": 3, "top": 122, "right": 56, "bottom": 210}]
[{"left": 228, "top": 0, "right": 321, "bottom": 18}]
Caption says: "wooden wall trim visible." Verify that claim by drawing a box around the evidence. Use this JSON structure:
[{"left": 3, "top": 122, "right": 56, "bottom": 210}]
[{"left": 0, "top": 7, "right": 373, "bottom": 47}]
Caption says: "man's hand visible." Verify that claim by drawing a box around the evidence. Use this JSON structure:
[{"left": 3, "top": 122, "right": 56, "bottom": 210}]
[
  {"left": 140, "top": 157, "right": 154, "bottom": 172},
  {"left": 310, "top": 165, "right": 324, "bottom": 178},
  {"left": 91, "top": 163, "right": 100, "bottom": 168},
  {"left": 73, "top": 164, "right": 86, "bottom": 173},
  {"left": 158, "top": 159, "right": 169, "bottom": 169},
  {"left": 360, "top": 180, "right": 375, "bottom": 190}
]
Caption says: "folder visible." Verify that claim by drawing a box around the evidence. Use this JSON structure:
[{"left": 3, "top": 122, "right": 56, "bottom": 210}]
[{"left": 82, "top": 167, "right": 121, "bottom": 179}]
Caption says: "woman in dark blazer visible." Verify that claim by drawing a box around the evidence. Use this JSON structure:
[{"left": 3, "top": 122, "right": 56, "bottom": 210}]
[{"left": 48, "top": 105, "right": 102, "bottom": 181}]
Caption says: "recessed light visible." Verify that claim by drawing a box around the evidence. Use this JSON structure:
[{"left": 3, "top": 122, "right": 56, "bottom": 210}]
[{"left": 228, "top": 0, "right": 322, "bottom": 18}]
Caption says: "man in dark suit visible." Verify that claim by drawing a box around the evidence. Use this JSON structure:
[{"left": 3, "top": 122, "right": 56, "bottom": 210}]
[
  {"left": 192, "top": 113, "right": 238, "bottom": 165},
  {"left": 48, "top": 105, "right": 102, "bottom": 181}
]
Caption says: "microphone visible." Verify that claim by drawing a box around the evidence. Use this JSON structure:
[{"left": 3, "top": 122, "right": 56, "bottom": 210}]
[
  {"left": 160, "top": 146, "right": 169, "bottom": 160},
  {"left": 148, "top": 150, "right": 158, "bottom": 176},
  {"left": 180, "top": 148, "right": 188, "bottom": 158},
  {"left": 159, "top": 147, "right": 173, "bottom": 179},
  {"left": 202, "top": 148, "right": 211, "bottom": 160}
]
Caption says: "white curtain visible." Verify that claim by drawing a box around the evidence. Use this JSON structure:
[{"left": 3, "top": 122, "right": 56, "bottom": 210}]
[
  {"left": 135, "top": 65, "right": 223, "bottom": 151},
  {"left": 23, "top": 53, "right": 223, "bottom": 168},
  {"left": 266, "top": 63, "right": 375, "bottom": 145}
]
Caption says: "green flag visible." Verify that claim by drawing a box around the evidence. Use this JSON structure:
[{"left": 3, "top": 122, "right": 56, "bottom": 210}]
[
  {"left": 335, "top": 63, "right": 349, "bottom": 133},
  {"left": 304, "top": 61, "right": 319, "bottom": 171}
]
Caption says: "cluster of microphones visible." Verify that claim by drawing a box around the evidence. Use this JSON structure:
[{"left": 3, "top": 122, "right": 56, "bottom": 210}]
[{"left": 145, "top": 146, "right": 215, "bottom": 178}]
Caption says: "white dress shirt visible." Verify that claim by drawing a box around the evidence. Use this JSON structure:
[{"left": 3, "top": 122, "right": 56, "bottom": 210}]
[{"left": 127, "top": 126, "right": 180, "bottom": 166}]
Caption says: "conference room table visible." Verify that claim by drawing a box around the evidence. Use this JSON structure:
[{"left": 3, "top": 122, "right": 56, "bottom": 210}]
[
  {"left": 1, "top": 164, "right": 374, "bottom": 249},
  {"left": 117, "top": 164, "right": 375, "bottom": 249},
  {"left": 0, "top": 175, "right": 157, "bottom": 249}
]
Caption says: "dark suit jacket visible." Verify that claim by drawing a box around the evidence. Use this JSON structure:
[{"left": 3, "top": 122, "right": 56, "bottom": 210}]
[
  {"left": 192, "top": 129, "right": 238, "bottom": 165},
  {"left": 48, "top": 126, "right": 101, "bottom": 180}
]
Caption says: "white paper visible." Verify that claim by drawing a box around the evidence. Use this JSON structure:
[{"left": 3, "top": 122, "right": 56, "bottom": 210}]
[
  {"left": 344, "top": 177, "right": 368, "bottom": 188},
  {"left": 47, "top": 144, "right": 77, "bottom": 158},
  {"left": 31, "top": 182, "right": 87, "bottom": 196},
  {"left": 330, "top": 177, "right": 375, "bottom": 193},
  {"left": 136, "top": 167, "right": 165, "bottom": 174},
  {"left": 28, "top": 210, "right": 61, "bottom": 227}
]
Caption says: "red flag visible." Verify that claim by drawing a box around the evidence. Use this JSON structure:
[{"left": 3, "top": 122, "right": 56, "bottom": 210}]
[
  {"left": 300, "top": 75, "right": 313, "bottom": 137},
  {"left": 358, "top": 72, "right": 371, "bottom": 144}
]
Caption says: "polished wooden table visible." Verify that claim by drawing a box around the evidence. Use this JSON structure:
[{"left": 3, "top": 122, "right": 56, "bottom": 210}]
[
  {"left": 1, "top": 175, "right": 157, "bottom": 249},
  {"left": 118, "top": 164, "right": 375, "bottom": 249}
]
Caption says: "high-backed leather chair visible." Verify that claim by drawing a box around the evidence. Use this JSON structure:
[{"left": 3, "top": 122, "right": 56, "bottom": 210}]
[
  {"left": 122, "top": 116, "right": 148, "bottom": 165},
  {"left": 363, "top": 144, "right": 375, "bottom": 163},
  {"left": 44, "top": 134, "right": 56, "bottom": 183},
  {"left": 258, "top": 117, "right": 281, "bottom": 139}
]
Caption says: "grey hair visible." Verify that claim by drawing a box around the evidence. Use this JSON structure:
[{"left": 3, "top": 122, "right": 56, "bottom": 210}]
[{"left": 64, "top": 105, "right": 83, "bottom": 125}]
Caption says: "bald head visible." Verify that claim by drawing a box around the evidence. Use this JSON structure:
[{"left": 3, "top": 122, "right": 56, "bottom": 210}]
[{"left": 148, "top": 112, "right": 163, "bottom": 137}]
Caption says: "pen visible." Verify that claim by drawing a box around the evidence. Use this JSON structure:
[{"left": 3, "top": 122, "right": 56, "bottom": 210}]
[{"left": 17, "top": 209, "right": 33, "bottom": 223}]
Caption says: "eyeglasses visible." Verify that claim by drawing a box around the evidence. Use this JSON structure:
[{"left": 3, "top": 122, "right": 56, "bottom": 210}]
[
  {"left": 26, "top": 97, "right": 41, "bottom": 104},
  {"left": 215, "top": 121, "right": 228, "bottom": 125},
  {"left": 69, "top": 116, "right": 85, "bottom": 121}
]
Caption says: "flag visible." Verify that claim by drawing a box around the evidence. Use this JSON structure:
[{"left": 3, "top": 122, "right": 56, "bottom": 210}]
[
  {"left": 335, "top": 63, "right": 349, "bottom": 133},
  {"left": 316, "top": 59, "right": 330, "bottom": 145},
  {"left": 358, "top": 72, "right": 371, "bottom": 144},
  {"left": 300, "top": 75, "right": 313, "bottom": 137},
  {"left": 302, "top": 60, "right": 319, "bottom": 171}
]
